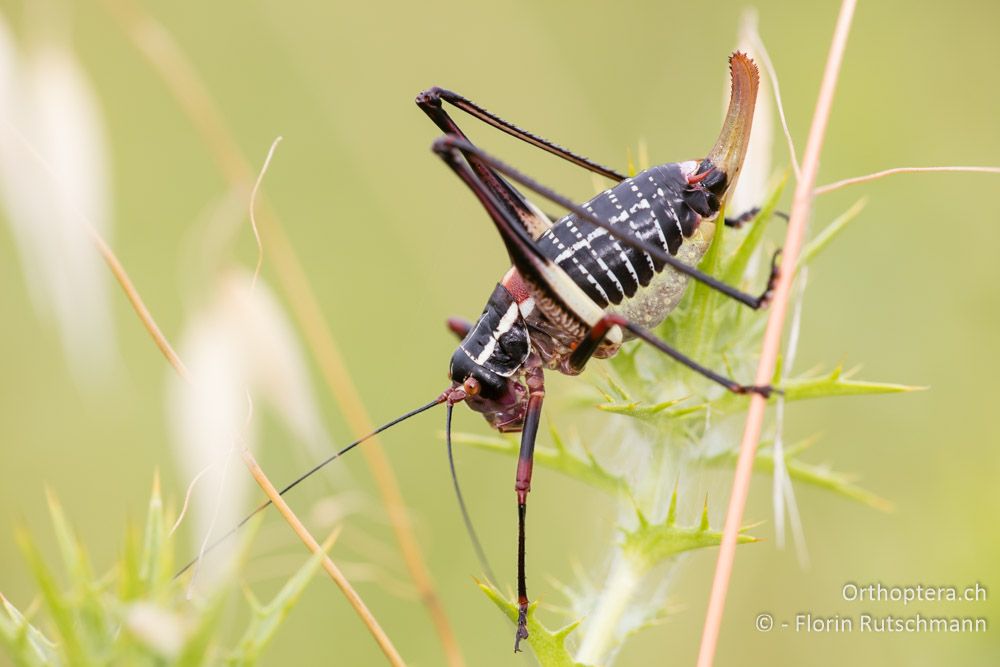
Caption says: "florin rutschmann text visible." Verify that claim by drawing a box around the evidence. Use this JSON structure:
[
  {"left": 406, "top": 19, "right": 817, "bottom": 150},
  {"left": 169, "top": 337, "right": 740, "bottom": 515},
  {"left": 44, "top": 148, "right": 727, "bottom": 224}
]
[{"left": 753, "top": 582, "right": 989, "bottom": 635}]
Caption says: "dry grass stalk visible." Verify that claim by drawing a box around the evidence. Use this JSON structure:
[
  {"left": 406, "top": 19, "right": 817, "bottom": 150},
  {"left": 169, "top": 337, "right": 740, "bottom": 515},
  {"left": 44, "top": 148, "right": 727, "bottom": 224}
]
[
  {"left": 99, "top": 1, "right": 464, "bottom": 664},
  {"left": 4, "top": 55, "right": 407, "bottom": 666},
  {"left": 697, "top": 0, "right": 859, "bottom": 664},
  {"left": 814, "top": 165, "right": 1000, "bottom": 195},
  {"left": 98, "top": 205, "right": 407, "bottom": 666},
  {"left": 96, "top": 220, "right": 406, "bottom": 664}
]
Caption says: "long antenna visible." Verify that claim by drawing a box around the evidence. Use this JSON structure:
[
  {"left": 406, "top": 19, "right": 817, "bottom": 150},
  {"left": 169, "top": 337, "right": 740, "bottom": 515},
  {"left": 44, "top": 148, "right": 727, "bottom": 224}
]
[
  {"left": 446, "top": 403, "right": 498, "bottom": 585},
  {"left": 175, "top": 394, "right": 447, "bottom": 578}
]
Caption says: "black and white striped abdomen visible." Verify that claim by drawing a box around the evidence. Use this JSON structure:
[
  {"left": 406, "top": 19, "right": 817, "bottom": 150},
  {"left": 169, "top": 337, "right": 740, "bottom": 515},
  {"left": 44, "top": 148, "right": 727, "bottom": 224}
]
[{"left": 535, "top": 163, "right": 700, "bottom": 309}]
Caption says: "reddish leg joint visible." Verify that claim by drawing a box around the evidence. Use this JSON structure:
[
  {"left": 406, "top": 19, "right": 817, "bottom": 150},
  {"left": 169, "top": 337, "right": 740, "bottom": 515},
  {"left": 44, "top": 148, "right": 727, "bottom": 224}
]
[{"left": 515, "top": 459, "right": 533, "bottom": 505}]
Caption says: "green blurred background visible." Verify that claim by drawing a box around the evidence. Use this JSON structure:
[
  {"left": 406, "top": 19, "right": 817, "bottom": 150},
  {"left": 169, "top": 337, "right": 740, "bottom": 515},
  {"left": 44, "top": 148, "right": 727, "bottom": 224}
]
[{"left": 1, "top": 0, "right": 998, "bottom": 665}]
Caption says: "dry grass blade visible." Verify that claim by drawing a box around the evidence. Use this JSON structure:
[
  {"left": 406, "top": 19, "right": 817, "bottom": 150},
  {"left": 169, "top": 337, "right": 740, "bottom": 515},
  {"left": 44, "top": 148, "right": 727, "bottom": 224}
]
[
  {"left": 99, "top": 215, "right": 406, "bottom": 665},
  {"left": 101, "top": 200, "right": 407, "bottom": 666},
  {"left": 4, "top": 62, "right": 407, "bottom": 667},
  {"left": 2, "top": 119, "right": 191, "bottom": 382},
  {"left": 99, "top": 1, "right": 463, "bottom": 664},
  {"left": 239, "top": 450, "right": 405, "bottom": 666},
  {"left": 697, "top": 1, "right": 858, "bottom": 665},
  {"left": 814, "top": 165, "right": 1000, "bottom": 195},
  {"left": 745, "top": 15, "right": 801, "bottom": 179},
  {"left": 248, "top": 136, "right": 282, "bottom": 288}
]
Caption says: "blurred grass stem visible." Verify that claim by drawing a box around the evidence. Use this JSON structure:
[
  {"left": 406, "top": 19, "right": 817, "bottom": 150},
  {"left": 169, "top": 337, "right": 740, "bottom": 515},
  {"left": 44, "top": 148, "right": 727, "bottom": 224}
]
[
  {"left": 239, "top": 450, "right": 405, "bottom": 666},
  {"left": 100, "top": 1, "right": 464, "bottom": 664},
  {"left": 3, "top": 117, "right": 192, "bottom": 382},
  {"left": 97, "top": 194, "right": 408, "bottom": 666},
  {"left": 745, "top": 17, "right": 801, "bottom": 179},
  {"left": 248, "top": 136, "right": 281, "bottom": 288},
  {"left": 4, "top": 50, "right": 409, "bottom": 667}
]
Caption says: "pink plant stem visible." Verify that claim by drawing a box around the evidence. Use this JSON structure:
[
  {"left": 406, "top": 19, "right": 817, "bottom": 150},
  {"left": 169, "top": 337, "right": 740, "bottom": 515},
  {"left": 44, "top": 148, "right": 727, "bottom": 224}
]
[
  {"left": 815, "top": 165, "right": 1000, "bottom": 195},
  {"left": 696, "top": 1, "right": 858, "bottom": 665}
]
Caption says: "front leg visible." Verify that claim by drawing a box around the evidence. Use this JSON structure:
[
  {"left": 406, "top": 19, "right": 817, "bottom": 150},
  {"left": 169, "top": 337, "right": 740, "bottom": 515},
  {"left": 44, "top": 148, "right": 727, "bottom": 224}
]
[{"left": 514, "top": 365, "right": 545, "bottom": 651}]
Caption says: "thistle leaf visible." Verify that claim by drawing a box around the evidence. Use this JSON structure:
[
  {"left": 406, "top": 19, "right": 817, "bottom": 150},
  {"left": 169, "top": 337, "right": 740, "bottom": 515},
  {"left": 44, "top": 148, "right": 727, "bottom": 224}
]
[
  {"left": 226, "top": 531, "right": 336, "bottom": 666},
  {"left": 119, "top": 519, "right": 143, "bottom": 602},
  {"left": 44, "top": 490, "right": 109, "bottom": 653},
  {"left": 759, "top": 451, "right": 892, "bottom": 511},
  {"left": 596, "top": 397, "right": 706, "bottom": 422},
  {"left": 1, "top": 475, "right": 307, "bottom": 667},
  {"left": 15, "top": 529, "right": 91, "bottom": 666},
  {"left": 478, "top": 582, "right": 593, "bottom": 667},
  {"left": 781, "top": 366, "right": 925, "bottom": 401},
  {"left": 45, "top": 489, "right": 95, "bottom": 587},
  {"left": 797, "top": 198, "right": 867, "bottom": 269},
  {"left": 175, "top": 594, "right": 227, "bottom": 667},
  {"left": 139, "top": 472, "right": 169, "bottom": 591},
  {"left": 448, "top": 431, "right": 627, "bottom": 496},
  {"left": 0, "top": 593, "right": 61, "bottom": 667},
  {"left": 678, "top": 205, "right": 728, "bottom": 358},
  {"left": 722, "top": 175, "right": 788, "bottom": 285},
  {"left": 621, "top": 504, "right": 757, "bottom": 568},
  {"left": 701, "top": 439, "right": 892, "bottom": 511}
]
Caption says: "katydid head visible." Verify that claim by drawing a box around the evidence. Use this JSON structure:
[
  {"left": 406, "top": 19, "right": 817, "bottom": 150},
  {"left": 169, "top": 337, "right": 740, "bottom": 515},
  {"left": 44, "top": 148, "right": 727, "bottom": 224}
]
[
  {"left": 446, "top": 283, "right": 532, "bottom": 431},
  {"left": 682, "top": 159, "right": 729, "bottom": 217},
  {"left": 446, "top": 359, "right": 530, "bottom": 433},
  {"left": 447, "top": 348, "right": 509, "bottom": 400}
]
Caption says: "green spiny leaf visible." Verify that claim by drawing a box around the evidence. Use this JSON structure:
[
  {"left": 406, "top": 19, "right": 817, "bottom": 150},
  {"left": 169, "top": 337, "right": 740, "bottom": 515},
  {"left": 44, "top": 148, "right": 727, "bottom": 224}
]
[
  {"left": 176, "top": 512, "right": 267, "bottom": 666},
  {"left": 448, "top": 431, "right": 626, "bottom": 496},
  {"left": 603, "top": 373, "right": 632, "bottom": 403},
  {"left": 119, "top": 601, "right": 188, "bottom": 661},
  {"left": 44, "top": 491, "right": 110, "bottom": 657},
  {"left": 15, "top": 528, "right": 93, "bottom": 666},
  {"left": 478, "top": 581, "right": 593, "bottom": 667},
  {"left": 596, "top": 397, "right": 706, "bottom": 422},
  {"left": 0, "top": 475, "right": 287, "bottom": 667},
  {"left": 45, "top": 490, "right": 95, "bottom": 590},
  {"left": 621, "top": 504, "right": 757, "bottom": 569},
  {"left": 0, "top": 593, "right": 61, "bottom": 667},
  {"left": 139, "top": 472, "right": 169, "bottom": 592},
  {"left": 678, "top": 207, "right": 727, "bottom": 359},
  {"left": 118, "top": 519, "right": 143, "bottom": 602},
  {"left": 722, "top": 175, "right": 788, "bottom": 285},
  {"left": 781, "top": 366, "right": 926, "bottom": 401},
  {"left": 699, "top": 437, "right": 891, "bottom": 510},
  {"left": 175, "top": 594, "right": 227, "bottom": 667},
  {"left": 798, "top": 198, "right": 867, "bottom": 269},
  {"left": 698, "top": 498, "right": 710, "bottom": 532},
  {"left": 759, "top": 451, "right": 893, "bottom": 511},
  {"left": 665, "top": 486, "right": 678, "bottom": 526},
  {"left": 226, "top": 531, "right": 336, "bottom": 666}
]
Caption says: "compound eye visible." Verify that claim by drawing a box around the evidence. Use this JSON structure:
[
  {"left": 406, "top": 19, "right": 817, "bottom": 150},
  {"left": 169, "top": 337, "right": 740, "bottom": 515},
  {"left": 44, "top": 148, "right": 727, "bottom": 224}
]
[{"left": 462, "top": 377, "right": 481, "bottom": 397}]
